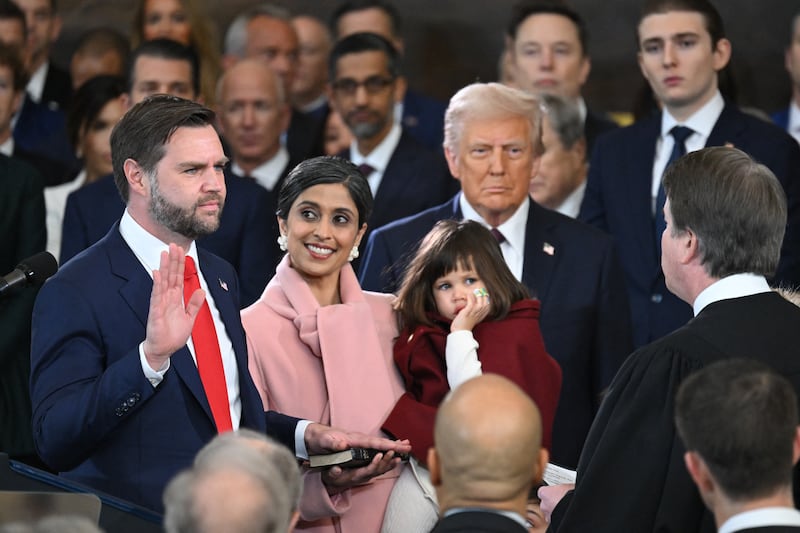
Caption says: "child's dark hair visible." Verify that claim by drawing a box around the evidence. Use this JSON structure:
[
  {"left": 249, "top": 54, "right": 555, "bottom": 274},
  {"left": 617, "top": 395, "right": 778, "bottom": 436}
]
[{"left": 395, "top": 220, "right": 529, "bottom": 330}]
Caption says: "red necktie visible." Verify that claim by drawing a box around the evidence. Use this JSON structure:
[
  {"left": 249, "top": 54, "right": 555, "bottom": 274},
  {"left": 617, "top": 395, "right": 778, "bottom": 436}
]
[{"left": 183, "top": 256, "right": 233, "bottom": 433}]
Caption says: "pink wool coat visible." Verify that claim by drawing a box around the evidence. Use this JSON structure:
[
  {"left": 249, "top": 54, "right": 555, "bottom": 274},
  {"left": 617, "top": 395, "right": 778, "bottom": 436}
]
[{"left": 242, "top": 256, "right": 405, "bottom": 533}]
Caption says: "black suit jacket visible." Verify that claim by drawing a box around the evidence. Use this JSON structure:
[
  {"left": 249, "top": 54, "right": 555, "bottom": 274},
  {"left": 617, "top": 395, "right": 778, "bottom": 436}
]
[
  {"left": 0, "top": 155, "right": 46, "bottom": 458},
  {"left": 359, "top": 195, "right": 633, "bottom": 467},
  {"left": 583, "top": 109, "right": 618, "bottom": 155},
  {"left": 580, "top": 103, "right": 800, "bottom": 347},
  {"left": 40, "top": 63, "right": 72, "bottom": 112},
  {"left": 431, "top": 511, "right": 529, "bottom": 533},
  {"left": 549, "top": 292, "right": 800, "bottom": 533},
  {"left": 59, "top": 170, "right": 277, "bottom": 307}
]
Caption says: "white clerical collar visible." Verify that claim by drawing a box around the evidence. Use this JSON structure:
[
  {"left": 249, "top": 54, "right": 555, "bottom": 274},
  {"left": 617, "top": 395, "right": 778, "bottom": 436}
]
[
  {"left": 459, "top": 194, "right": 530, "bottom": 255},
  {"left": 692, "top": 272, "right": 771, "bottom": 316},
  {"left": 661, "top": 90, "right": 724, "bottom": 141},
  {"left": 719, "top": 507, "right": 800, "bottom": 533},
  {"left": 119, "top": 209, "right": 199, "bottom": 277},
  {"left": 26, "top": 62, "right": 48, "bottom": 103},
  {"left": 348, "top": 121, "right": 401, "bottom": 172},
  {"left": 232, "top": 146, "right": 289, "bottom": 192}
]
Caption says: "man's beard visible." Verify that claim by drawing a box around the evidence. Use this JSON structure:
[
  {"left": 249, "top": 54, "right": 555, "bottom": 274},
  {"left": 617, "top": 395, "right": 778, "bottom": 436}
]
[{"left": 148, "top": 173, "right": 224, "bottom": 240}]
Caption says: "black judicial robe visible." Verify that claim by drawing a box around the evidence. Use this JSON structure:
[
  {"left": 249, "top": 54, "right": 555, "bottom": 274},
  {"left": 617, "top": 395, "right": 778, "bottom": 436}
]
[{"left": 549, "top": 291, "right": 800, "bottom": 533}]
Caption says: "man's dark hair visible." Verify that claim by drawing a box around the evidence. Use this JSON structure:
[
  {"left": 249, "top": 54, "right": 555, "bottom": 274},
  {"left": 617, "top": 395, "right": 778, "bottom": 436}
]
[
  {"left": 675, "top": 359, "right": 798, "bottom": 500},
  {"left": 507, "top": 1, "right": 588, "bottom": 56},
  {"left": 638, "top": 0, "right": 726, "bottom": 48},
  {"left": 73, "top": 27, "right": 130, "bottom": 67},
  {"left": 127, "top": 38, "right": 200, "bottom": 97},
  {"left": 330, "top": 0, "right": 402, "bottom": 39},
  {"left": 110, "top": 95, "right": 215, "bottom": 202},
  {"left": 328, "top": 31, "right": 401, "bottom": 80},
  {"left": 663, "top": 147, "right": 786, "bottom": 279},
  {"left": 0, "top": 0, "right": 26, "bottom": 40},
  {"left": 0, "top": 40, "right": 27, "bottom": 91}
]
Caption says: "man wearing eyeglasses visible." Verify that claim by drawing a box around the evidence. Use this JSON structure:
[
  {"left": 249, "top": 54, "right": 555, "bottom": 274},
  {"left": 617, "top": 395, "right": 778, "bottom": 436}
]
[{"left": 328, "top": 32, "right": 456, "bottom": 247}]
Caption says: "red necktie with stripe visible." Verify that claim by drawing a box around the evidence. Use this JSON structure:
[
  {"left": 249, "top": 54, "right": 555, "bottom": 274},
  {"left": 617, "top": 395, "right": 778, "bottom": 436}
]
[{"left": 183, "top": 256, "right": 233, "bottom": 433}]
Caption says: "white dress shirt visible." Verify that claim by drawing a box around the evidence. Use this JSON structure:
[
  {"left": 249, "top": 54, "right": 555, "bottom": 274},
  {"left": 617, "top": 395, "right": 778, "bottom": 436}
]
[
  {"left": 118, "top": 209, "right": 243, "bottom": 429},
  {"left": 44, "top": 170, "right": 86, "bottom": 259},
  {"left": 232, "top": 146, "right": 289, "bottom": 192},
  {"left": 554, "top": 181, "right": 586, "bottom": 219},
  {"left": 719, "top": 507, "right": 800, "bottom": 533},
  {"left": 460, "top": 194, "right": 530, "bottom": 281},
  {"left": 26, "top": 62, "right": 48, "bottom": 104},
  {"left": 348, "top": 121, "right": 402, "bottom": 198},
  {"left": 787, "top": 100, "right": 800, "bottom": 147},
  {"left": 651, "top": 91, "right": 725, "bottom": 214}
]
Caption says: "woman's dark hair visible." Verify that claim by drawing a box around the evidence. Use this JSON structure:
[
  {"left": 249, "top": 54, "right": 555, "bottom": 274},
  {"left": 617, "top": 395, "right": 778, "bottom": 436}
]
[
  {"left": 276, "top": 156, "right": 373, "bottom": 227},
  {"left": 395, "top": 220, "right": 529, "bottom": 330},
  {"left": 67, "top": 74, "right": 126, "bottom": 150}
]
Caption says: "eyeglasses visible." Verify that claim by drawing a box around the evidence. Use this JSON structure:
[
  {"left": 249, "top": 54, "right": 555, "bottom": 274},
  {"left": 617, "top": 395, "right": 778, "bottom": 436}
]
[{"left": 331, "top": 76, "right": 395, "bottom": 96}]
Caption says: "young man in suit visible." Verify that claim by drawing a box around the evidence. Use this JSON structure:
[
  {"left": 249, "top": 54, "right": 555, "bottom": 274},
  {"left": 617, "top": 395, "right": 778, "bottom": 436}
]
[
  {"left": 331, "top": 0, "right": 448, "bottom": 152},
  {"left": 505, "top": 1, "right": 617, "bottom": 154},
  {"left": 675, "top": 360, "right": 800, "bottom": 533},
  {"left": 359, "top": 82, "right": 632, "bottom": 469},
  {"left": 60, "top": 39, "right": 274, "bottom": 307},
  {"left": 773, "top": 12, "right": 800, "bottom": 146},
  {"left": 30, "top": 95, "right": 409, "bottom": 513},
  {"left": 540, "top": 147, "right": 800, "bottom": 533},
  {"left": 428, "top": 375, "right": 548, "bottom": 533},
  {"left": 579, "top": 0, "right": 800, "bottom": 348},
  {"left": 328, "top": 31, "right": 455, "bottom": 246}
]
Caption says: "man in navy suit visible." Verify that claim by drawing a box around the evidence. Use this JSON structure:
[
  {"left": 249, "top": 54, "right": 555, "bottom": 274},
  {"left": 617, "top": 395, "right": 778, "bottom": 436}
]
[
  {"left": 331, "top": 0, "right": 448, "bottom": 152},
  {"left": 30, "top": 95, "right": 409, "bottom": 513},
  {"left": 579, "top": 0, "right": 800, "bottom": 348},
  {"left": 676, "top": 360, "right": 800, "bottom": 533},
  {"left": 328, "top": 32, "right": 456, "bottom": 250},
  {"left": 60, "top": 39, "right": 274, "bottom": 307},
  {"left": 773, "top": 12, "right": 800, "bottom": 146},
  {"left": 359, "top": 82, "right": 632, "bottom": 469}
]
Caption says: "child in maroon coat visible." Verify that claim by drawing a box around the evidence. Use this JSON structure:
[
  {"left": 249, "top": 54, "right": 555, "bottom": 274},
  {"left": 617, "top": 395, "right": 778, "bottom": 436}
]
[{"left": 379, "top": 220, "right": 561, "bottom": 531}]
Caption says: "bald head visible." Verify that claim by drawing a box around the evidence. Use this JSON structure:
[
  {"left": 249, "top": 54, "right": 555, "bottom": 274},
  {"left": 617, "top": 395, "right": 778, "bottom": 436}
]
[
  {"left": 430, "top": 374, "right": 547, "bottom": 512},
  {"left": 216, "top": 58, "right": 289, "bottom": 173}
]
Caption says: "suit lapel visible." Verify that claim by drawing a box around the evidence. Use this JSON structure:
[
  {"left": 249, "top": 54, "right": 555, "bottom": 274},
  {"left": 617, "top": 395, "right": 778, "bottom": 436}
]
[
  {"left": 521, "top": 203, "right": 559, "bottom": 302},
  {"left": 629, "top": 115, "right": 663, "bottom": 274},
  {"left": 706, "top": 104, "right": 745, "bottom": 148}
]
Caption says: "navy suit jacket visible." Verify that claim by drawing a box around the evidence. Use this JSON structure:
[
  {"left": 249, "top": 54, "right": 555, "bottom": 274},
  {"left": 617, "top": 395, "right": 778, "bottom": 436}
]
[
  {"left": 60, "top": 170, "right": 277, "bottom": 307},
  {"left": 772, "top": 107, "right": 790, "bottom": 130},
  {"left": 584, "top": 110, "right": 618, "bottom": 155},
  {"left": 29, "top": 226, "right": 296, "bottom": 511},
  {"left": 580, "top": 103, "right": 800, "bottom": 347},
  {"left": 359, "top": 195, "right": 633, "bottom": 467},
  {"left": 339, "top": 130, "right": 458, "bottom": 247},
  {"left": 400, "top": 89, "right": 447, "bottom": 152}
]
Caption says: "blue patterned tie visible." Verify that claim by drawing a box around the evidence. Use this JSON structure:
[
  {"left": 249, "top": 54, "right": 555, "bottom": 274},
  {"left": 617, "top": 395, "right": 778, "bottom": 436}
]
[{"left": 655, "top": 126, "right": 694, "bottom": 255}]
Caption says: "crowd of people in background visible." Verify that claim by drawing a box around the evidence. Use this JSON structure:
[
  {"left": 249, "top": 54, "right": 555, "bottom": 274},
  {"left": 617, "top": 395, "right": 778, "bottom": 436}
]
[{"left": 3, "top": 0, "right": 800, "bottom": 531}]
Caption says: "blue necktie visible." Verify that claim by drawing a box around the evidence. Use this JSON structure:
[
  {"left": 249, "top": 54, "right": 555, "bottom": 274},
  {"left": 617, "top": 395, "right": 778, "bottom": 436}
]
[{"left": 655, "top": 126, "right": 694, "bottom": 254}]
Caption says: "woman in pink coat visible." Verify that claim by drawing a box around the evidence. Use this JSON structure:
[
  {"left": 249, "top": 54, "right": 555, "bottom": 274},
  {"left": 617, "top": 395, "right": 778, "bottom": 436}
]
[{"left": 242, "top": 157, "right": 406, "bottom": 533}]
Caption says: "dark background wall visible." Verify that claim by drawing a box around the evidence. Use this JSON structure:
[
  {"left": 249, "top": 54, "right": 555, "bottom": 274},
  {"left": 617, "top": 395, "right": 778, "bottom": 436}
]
[{"left": 54, "top": 0, "right": 798, "bottom": 114}]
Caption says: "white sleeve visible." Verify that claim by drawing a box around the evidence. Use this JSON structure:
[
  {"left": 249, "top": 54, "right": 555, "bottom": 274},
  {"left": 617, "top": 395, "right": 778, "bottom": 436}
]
[{"left": 445, "top": 330, "right": 483, "bottom": 389}]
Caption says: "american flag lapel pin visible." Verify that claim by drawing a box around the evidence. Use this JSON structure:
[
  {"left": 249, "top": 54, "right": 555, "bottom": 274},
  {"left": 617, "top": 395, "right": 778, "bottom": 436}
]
[
  {"left": 219, "top": 278, "right": 229, "bottom": 291},
  {"left": 543, "top": 242, "right": 555, "bottom": 256}
]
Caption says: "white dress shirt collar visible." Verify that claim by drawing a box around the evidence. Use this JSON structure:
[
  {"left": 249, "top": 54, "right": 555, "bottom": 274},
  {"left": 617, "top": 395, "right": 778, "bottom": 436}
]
[
  {"left": 661, "top": 90, "right": 725, "bottom": 142},
  {"left": 231, "top": 146, "right": 289, "bottom": 192},
  {"left": 26, "top": 62, "right": 48, "bottom": 103},
  {"left": 554, "top": 181, "right": 586, "bottom": 218},
  {"left": 788, "top": 100, "right": 800, "bottom": 146},
  {"left": 349, "top": 122, "right": 402, "bottom": 198},
  {"left": 0, "top": 136, "right": 13, "bottom": 156},
  {"left": 119, "top": 209, "right": 200, "bottom": 274},
  {"left": 719, "top": 507, "right": 800, "bottom": 533},
  {"left": 459, "top": 194, "right": 530, "bottom": 281},
  {"left": 692, "top": 272, "right": 771, "bottom": 316}
]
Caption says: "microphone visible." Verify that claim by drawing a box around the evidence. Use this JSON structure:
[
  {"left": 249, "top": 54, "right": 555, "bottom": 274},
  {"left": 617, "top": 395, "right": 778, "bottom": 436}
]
[{"left": 0, "top": 251, "right": 58, "bottom": 298}]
